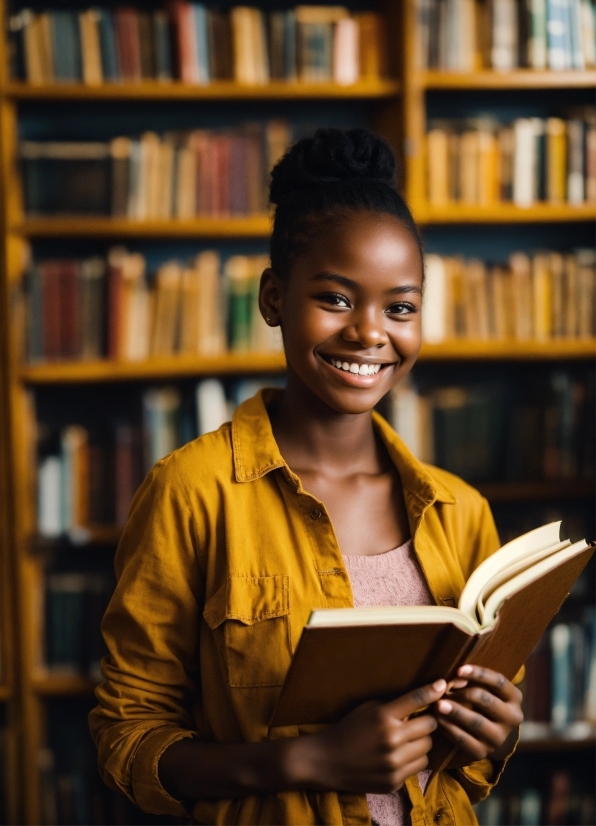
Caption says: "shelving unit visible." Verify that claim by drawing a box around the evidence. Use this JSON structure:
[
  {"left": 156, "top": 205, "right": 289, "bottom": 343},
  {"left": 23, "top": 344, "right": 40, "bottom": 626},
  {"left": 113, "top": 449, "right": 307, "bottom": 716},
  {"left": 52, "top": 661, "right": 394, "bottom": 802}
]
[{"left": 0, "top": 0, "right": 594, "bottom": 823}]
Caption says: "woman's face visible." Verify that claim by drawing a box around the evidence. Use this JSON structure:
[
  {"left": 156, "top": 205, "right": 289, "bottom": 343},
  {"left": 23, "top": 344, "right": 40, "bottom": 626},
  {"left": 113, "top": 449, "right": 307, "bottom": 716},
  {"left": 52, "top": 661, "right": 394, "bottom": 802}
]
[{"left": 260, "top": 210, "right": 423, "bottom": 415}]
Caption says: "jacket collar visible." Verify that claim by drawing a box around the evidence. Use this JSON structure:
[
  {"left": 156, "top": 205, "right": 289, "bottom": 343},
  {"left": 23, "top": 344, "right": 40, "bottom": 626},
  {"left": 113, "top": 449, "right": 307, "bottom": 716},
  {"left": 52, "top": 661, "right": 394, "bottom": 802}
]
[{"left": 231, "top": 389, "right": 456, "bottom": 505}]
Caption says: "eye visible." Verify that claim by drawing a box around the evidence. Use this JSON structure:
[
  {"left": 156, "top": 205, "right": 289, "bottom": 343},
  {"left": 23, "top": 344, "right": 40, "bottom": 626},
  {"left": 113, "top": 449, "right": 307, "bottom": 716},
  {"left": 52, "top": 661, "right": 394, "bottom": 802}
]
[
  {"left": 386, "top": 302, "right": 417, "bottom": 316},
  {"left": 316, "top": 292, "right": 351, "bottom": 308}
]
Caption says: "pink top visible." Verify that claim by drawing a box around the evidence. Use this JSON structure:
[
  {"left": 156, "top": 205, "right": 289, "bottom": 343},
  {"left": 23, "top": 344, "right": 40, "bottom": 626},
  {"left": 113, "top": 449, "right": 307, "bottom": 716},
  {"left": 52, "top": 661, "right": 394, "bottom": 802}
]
[{"left": 342, "top": 539, "right": 434, "bottom": 826}]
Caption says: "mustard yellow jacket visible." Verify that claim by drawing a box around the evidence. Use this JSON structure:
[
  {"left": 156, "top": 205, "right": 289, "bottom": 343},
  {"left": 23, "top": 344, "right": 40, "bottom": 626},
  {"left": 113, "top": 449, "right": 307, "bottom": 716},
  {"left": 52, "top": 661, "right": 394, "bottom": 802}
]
[{"left": 89, "top": 389, "right": 517, "bottom": 826}]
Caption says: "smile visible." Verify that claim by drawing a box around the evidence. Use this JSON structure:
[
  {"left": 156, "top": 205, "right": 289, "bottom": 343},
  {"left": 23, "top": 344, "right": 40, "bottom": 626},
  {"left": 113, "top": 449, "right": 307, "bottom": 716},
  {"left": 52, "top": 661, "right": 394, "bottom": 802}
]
[{"left": 319, "top": 354, "right": 393, "bottom": 380}]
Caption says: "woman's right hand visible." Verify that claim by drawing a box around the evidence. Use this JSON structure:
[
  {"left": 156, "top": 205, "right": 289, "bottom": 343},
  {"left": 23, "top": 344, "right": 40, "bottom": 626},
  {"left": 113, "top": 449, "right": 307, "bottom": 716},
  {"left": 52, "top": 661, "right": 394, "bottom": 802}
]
[{"left": 285, "top": 679, "right": 447, "bottom": 794}]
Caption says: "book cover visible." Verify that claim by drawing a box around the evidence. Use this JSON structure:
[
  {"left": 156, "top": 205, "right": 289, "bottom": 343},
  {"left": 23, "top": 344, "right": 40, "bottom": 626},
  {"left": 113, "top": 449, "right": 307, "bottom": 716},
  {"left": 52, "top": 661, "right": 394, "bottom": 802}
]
[
  {"left": 51, "top": 11, "right": 82, "bottom": 82},
  {"left": 96, "top": 8, "right": 119, "bottom": 81}
]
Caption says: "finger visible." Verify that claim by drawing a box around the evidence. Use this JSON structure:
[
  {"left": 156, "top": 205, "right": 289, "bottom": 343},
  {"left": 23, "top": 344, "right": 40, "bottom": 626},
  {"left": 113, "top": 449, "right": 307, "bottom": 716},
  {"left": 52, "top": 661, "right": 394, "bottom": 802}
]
[
  {"left": 435, "top": 699, "right": 504, "bottom": 748},
  {"left": 447, "top": 679, "right": 468, "bottom": 691},
  {"left": 448, "top": 686, "right": 523, "bottom": 727},
  {"left": 436, "top": 718, "right": 490, "bottom": 761},
  {"left": 392, "top": 755, "right": 430, "bottom": 786},
  {"left": 396, "top": 714, "right": 438, "bottom": 743},
  {"left": 384, "top": 679, "right": 447, "bottom": 719},
  {"left": 457, "top": 665, "right": 520, "bottom": 702},
  {"left": 389, "top": 735, "right": 434, "bottom": 766}
]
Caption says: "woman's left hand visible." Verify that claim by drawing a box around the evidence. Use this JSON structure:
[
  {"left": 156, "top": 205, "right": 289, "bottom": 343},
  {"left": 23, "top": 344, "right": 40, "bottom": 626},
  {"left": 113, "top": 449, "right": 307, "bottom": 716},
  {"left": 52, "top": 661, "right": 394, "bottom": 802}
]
[{"left": 435, "top": 664, "right": 524, "bottom": 768}]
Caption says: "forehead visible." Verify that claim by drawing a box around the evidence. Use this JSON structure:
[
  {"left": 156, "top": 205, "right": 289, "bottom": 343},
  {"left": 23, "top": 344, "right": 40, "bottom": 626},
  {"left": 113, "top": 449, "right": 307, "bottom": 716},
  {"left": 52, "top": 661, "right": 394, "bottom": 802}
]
[{"left": 294, "top": 211, "right": 423, "bottom": 284}]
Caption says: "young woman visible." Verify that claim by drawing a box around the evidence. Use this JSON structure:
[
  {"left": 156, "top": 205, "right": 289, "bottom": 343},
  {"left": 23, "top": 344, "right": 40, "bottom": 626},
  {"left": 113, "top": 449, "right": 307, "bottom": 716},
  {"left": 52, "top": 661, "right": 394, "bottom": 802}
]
[{"left": 90, "top": 128, "right": 523, "bottom": 826}]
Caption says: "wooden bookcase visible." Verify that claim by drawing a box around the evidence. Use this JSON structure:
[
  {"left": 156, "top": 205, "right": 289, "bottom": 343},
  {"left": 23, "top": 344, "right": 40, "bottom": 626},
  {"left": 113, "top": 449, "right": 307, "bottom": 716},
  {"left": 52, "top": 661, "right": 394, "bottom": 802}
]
[{"left": 0, "top": 0, "right": 594, "bottom": 822}]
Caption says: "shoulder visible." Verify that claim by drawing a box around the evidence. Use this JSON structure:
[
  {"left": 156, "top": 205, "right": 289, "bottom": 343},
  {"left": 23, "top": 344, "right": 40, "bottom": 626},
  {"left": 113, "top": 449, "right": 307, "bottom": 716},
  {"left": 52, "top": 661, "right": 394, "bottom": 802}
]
[{"left": 135, "top": 423, "right": 235, "bottom": 507}]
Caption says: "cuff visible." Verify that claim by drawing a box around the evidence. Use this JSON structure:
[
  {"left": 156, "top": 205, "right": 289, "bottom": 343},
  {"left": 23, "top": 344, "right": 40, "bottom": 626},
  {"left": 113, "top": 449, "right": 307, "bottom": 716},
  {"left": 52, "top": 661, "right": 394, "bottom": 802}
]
[
  {"left": 130, "top": 726, "right": 198, "bottom": 816},
  {"left": 453, "top": 728, "right": 520, "bottom": 804}
]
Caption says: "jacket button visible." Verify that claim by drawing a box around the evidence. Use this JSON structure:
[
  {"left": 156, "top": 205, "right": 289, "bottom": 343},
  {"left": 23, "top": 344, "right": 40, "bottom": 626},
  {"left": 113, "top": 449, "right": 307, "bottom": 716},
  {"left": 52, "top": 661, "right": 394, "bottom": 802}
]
[
  {"left": 433, "top": 813, "right": 442, "bottom": 823},
  {"left": 310, "top": 509, "right": 322, "bottom": 519}
]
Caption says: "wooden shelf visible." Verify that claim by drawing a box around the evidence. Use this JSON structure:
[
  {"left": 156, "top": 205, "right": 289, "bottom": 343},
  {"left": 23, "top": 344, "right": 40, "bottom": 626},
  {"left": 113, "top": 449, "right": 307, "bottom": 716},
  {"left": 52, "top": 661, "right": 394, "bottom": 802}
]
[
  {"left": 420, "top": 339, "right": 596, "bottom": 360},
  {"left": 19, "top": 340, "right": 595, "bottom": 384},
  {"left": 414, "top": 203, "right": 596, "bottom": 224},
  {"left": 32, "top": 674, "right": 100, "bottom": 696},
  {"left": 30, "top": 524, "right": 123, "bottom": 549},
  {"left": 0, "top": 684, "right": 11, "bottom": 701},
  {"left": 422, "top": 69, "right": 596, "bottom": 90},
  {"left": 5, "top": 78, "right": 400, "bottom": 101},
  {"left": 477, "top": 480, "right": 595, "bottom": 502},
  {"left": 15, "top": 215, "right": 272, "bottom": 238},
  {"left": 20, "top": 353, "right": 287, "bottom": 383},
  {"left": 518, "top": 721, "right": 596, "bottom": 752}
]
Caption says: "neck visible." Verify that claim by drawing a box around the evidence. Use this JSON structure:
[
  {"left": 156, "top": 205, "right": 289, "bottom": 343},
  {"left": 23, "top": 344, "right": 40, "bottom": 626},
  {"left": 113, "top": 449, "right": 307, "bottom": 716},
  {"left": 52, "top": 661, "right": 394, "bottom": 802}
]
[{"left": 270, "top": 371, "right": 382, "bottom": 477}]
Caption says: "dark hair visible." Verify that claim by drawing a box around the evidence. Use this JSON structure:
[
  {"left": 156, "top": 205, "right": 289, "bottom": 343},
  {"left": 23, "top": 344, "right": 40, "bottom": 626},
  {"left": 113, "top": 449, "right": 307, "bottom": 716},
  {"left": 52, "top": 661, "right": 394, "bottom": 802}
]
[{"left": 269, "top": 127, "right": 423, "bottom": 278}]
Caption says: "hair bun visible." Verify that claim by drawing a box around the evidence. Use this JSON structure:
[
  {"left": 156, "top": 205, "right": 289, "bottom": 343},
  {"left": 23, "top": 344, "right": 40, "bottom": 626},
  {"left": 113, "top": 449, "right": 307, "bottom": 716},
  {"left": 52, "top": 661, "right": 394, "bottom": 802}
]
[{"left": 269, "top": 127, "right": 396, "bottom": 205}]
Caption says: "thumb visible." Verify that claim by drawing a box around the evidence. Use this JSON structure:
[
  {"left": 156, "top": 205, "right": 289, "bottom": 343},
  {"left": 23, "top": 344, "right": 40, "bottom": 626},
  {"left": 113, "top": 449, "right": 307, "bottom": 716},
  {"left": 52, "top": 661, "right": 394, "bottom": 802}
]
[{"left": 384, "top": 679, "right": 447, "bottom": 720}]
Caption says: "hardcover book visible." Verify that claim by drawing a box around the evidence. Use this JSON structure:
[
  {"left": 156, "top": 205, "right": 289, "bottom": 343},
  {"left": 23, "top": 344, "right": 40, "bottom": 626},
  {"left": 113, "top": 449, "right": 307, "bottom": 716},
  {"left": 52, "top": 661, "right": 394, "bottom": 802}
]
[{"left": 271, "top": 522, "right": 594, "bottom": 730}]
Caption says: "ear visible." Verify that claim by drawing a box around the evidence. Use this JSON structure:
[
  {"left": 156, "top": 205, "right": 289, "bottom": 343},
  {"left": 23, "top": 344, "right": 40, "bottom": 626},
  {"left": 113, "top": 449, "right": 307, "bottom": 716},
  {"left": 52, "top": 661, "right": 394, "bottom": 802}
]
[{"left": 258, "top": 268, "right": 284, "bottom": 327}]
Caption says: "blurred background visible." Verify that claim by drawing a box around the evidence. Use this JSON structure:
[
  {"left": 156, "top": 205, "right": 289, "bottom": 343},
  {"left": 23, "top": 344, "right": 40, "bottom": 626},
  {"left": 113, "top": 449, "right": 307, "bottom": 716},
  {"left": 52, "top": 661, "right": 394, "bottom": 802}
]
[{"left": 0, "top": 0, "right": 594, "bottom": 823}]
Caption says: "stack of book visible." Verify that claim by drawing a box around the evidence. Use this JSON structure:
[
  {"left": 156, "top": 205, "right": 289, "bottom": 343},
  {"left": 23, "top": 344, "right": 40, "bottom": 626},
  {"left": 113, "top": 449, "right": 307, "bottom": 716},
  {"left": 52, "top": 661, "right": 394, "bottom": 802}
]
[
  {"left": 20, "top": 119, "right": 291, "bottom": 219},
  {"left": 422, "top": 249, "right": 596, "bottom": 343},
  {"left": 417, "top": 0, "right": 596, "bottom": 71},
  {"left": 36, "top": 377, "right": 277, "bottom": 538},
  {"left": 10, "top": 4, "right": 386, "bottom": 86},
  {"left": 390, "top": 371, "right": 595, "bottom": 482},
  {"left": 23, "top": 249, "right": 281, "bottom": 363},
  {"left": 426, "top": 112, "right": 596, "bottom": 207},
  {"left": 523, "top": 609, "right": 596, "bottom": 729},
  {"left": 475, "top": 772, "right": 595, "bottom": 826}
]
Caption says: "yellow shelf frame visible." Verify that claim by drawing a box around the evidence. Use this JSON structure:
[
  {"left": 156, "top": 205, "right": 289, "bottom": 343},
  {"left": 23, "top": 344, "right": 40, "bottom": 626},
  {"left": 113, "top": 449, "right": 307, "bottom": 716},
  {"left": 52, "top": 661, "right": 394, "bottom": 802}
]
[
  {"left": 422, "top": 69, "right": 596, "bottom": 89},
  {"left": 17, "top": 340, "right": 596, "bottom": 385},
  {"left": 5, "top": 78, "right": 401, "bottom": 100},
  {"left": 414, "top": 203, "right": 596, "bottom": 224},
  {"left": 16, "top": 215, "right": 273, "bottom": 238},
  {"left": 32, "top": 674, "right": 100, "bottom": 697}
]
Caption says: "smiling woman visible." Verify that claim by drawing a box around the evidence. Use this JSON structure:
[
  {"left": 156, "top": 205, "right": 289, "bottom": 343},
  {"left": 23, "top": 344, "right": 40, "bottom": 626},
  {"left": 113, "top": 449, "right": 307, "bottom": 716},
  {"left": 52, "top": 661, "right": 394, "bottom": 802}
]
[{"left": 89, "top": 128, "right": 524, "bottom": 826}]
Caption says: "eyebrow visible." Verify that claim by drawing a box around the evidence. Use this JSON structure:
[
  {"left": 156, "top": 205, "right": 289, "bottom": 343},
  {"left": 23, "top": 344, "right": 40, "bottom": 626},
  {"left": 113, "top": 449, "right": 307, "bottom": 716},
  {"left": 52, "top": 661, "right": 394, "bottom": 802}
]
[{"left": 311, "top": 271, "right": 422, "bottom": 296}]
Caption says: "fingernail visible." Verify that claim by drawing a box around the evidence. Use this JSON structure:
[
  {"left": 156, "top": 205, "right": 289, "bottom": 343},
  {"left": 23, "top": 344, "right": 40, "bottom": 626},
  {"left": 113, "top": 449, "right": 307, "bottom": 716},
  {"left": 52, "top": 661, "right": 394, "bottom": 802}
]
[
  {"left": 458, "top": 665, "right": 473, "bottom": 676},
  {"left": 437, "top": 700, "right": 453, "bottom": 714},
  {"left": 432, "top": 679, "right": 447, "bottom": 693}
]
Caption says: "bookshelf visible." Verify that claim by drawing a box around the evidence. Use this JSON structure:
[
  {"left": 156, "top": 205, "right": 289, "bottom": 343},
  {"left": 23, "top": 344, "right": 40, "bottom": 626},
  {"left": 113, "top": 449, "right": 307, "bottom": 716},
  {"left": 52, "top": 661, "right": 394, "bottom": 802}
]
[{"left": 0, "top": 1, "right": 594, "bottom": 824}]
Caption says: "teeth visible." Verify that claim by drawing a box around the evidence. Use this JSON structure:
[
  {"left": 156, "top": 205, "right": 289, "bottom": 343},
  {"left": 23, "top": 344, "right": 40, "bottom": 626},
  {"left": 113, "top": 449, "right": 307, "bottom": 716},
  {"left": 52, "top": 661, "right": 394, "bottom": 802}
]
[{"left": 329, "top": 359, "right": 381, "bottom": 375}]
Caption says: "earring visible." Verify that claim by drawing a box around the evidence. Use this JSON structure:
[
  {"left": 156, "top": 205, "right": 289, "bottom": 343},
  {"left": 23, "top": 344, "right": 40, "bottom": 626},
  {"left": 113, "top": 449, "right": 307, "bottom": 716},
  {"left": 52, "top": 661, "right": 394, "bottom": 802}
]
[{"left": 265, "top": 317, "right": 273, "bottom": 325}]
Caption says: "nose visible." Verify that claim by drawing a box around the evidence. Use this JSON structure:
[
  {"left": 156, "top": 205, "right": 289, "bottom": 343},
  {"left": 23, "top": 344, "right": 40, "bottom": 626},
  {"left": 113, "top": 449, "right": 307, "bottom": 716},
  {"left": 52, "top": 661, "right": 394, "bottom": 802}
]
[{"left": 341, "top": 308, "right": 388, "bottom": 349}]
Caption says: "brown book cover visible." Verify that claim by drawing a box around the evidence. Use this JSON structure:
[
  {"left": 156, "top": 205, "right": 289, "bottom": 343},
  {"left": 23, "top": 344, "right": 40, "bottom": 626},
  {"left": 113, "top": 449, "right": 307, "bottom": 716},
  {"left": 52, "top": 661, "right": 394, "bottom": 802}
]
[
  {"left": 208, "top": 10, "right": 233, "bottom": 79},
  {"left": 40, "top": 261, "right": 63, "bottom": 360},
  {"left": 58, "top": 260, "right": 82, "bottom": 360},
  {"left": 270, "top": 531, "right": 594, "bottom": 741},
  {"left": 138, "top": 11, "right": 156, "bottom": 79},
  {"left": 114, "top": 8, "right": 142, "bottom": 81}
]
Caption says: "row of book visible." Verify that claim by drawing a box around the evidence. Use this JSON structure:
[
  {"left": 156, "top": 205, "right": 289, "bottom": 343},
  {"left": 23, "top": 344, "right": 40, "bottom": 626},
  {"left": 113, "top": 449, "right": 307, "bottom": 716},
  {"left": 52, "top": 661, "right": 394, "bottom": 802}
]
[
  {"left": 23, "top": 249, "right": 280, "bottom": 364},
  {"left": 524, "top": 612, "right": 596, "bottom": 726},
  {"left": 475, "top": 770, "right": 595, "bottom": 825},
  {"left": 426, "top": 113, "right": 596, "bottom": 206},
  {"left": 418, "top": 0, "right": 596, "bottom": 72},
  {"left": 10, "top": 5, "right": 386, "bottom": 87},
  {"left": 20, "top": 119, "right": 291, "bottom": 219},
  {"left": 38, "top": 572, "right": 112, "bottom": 680},
  {"left": 422, "top": 249, "right": 596, "bottom": 343},
  {"left": 36, "top": 378, "right": 275, "bottom": 537},
  {"left": 389, "top": 371, "right": 595, "bottom": 482}
]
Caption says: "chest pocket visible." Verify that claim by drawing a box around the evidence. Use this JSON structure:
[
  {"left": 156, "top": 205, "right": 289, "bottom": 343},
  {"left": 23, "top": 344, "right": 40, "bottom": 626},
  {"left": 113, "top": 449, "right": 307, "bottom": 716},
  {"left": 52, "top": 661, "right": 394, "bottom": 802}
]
[{"left": 203, "top": 575, "right": 292, "bottom": 687}]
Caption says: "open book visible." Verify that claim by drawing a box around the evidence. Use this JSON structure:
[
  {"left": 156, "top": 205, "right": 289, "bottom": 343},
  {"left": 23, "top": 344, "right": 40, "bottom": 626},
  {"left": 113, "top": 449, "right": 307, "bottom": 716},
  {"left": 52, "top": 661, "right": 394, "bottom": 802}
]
[{"left": 270, "top": 522, "right": 594, "bottom": 730}]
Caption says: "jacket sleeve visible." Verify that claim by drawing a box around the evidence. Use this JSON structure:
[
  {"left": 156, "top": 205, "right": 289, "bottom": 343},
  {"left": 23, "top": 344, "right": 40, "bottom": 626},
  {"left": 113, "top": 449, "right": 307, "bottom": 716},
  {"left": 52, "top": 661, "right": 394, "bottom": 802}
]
[{"left": 88, "top": 454, "right": 204, "bottom": 816}]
